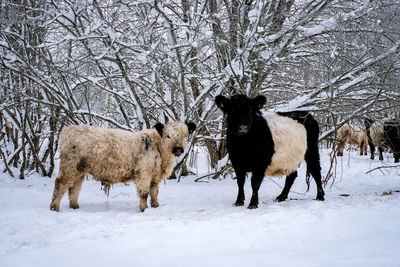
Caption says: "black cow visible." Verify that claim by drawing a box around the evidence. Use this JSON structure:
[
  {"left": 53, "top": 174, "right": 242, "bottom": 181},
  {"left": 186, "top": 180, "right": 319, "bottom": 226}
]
[
  {"left": 215, "top": 94, "right": 325, "bottom": 209},
  {"left": 365, "top": 118, "right": 399, "bottom": 162},
  {"left": 364, "top": 118, "right": 387, "bottom": 160},
  {"left": 384, "top": 119, "right": 400, "bottom": 163}
]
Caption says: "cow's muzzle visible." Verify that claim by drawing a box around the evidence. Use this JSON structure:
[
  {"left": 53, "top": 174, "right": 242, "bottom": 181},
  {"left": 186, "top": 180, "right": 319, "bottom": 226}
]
[
  {"left": 237, "top": 125, "right": 249, "bottom": 135},
  {"left": 172, "top": 147, "right": 184, "bottom": 156}
]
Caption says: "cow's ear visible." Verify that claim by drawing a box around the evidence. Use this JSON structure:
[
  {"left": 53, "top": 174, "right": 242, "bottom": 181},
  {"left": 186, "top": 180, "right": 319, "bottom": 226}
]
[
  {"left": 186, "top": 121, "right": 196, "bottom": 134},
  {"left": 215, "top": 95, "right": 229, "bottom": 112},
  {"left": 154, "top": 123, "right": 164, "bottom": 137},
  {"left": 253, "top": 95, "right": 266, "bottom": 110}
]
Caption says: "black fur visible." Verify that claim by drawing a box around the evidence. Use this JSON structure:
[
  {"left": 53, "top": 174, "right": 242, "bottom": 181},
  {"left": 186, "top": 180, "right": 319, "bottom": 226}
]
[
  {"left": 141, "top": 135, "right": 152, "bottom": 151},
  {"left": 186, "top": 121, "right": 196, "bottom": 134},
  {"left": 76, "top": 157, "right": 87, "bottom": 172},
  {"left": 215, "top": 95, "right": 324, "bottom": 209},
  {"left": 154, "top": 122, "right": 196, "bottom": 136},
  {"left": 384, "top": 119, "right": 400, "bottom": 163},
  {"left": 364, "top": 118, "right": 379, "bottom": 160},
  {"left": 154, "top": 123, "right": 164, "bottom": 137}
]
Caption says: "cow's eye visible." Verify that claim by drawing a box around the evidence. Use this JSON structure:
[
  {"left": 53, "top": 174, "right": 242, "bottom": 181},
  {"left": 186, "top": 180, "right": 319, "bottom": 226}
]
[{"left": 166, "top": 135, "right": 171, "bottom": 139}]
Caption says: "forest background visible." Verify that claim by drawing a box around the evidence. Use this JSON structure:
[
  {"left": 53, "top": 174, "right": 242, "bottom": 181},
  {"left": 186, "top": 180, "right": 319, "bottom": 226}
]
[{"left": 1, "top": 0, "right": 399, "bottom": 180}]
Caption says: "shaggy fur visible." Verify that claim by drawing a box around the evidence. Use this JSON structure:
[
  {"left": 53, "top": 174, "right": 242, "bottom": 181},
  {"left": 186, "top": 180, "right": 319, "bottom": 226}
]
[
  {"left": 215, "top": 94, "right": 324, "bottom": 209},
  {"left": 50, "top": 122, "right": 195, "bottom": 212},
  {"left": 384, "top": 119, "right": 400, "bottom": 163},
  {"left": 367, "top": 121, "right": 388, "bottom": 160},
  {"left": 336, "top": 124, "right": 368, "bottom": 156}
]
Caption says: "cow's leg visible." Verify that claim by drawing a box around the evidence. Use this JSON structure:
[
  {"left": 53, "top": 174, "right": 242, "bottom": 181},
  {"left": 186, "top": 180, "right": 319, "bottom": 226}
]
[
  {"left": 234, "top": 169, "right": 246, "bottom": 206},
  {"left": 370, "top": 143, "right": 376, "bottom": 160},
  {"left": 68, "top": 174, "right": 85, "bottom": 209},
  {"left": 50, "top": 171, "right": 72, "bottom": 212},
  {"left": 378, "top": 146, "right": 384, "bottom": 160},
  {"left": 248, "top": 170, "right": 264, "bottom": 209},
  {"left": 363, "top": 141, "right": 368, "bottom": 155},
  {"left": 150, "top": 182, "right": 160, "bottom": 208},
  {"left": 337, "top": 140, "right": 345, "bottom": 156},
  {"left": 394, "top": 152, "right": 399, "bottom": 163},
  {"left": 305, "top": 145, "right": 325, "bottom": 201},
  {"left": 136, "top": 174, "right": 152, "bottom": 212},
  {"left": 311, "top": 168, "right": 325, "bottom": 200},
  {"left": 360, "top": 140, "right": 367, "bottom": 155},
  {"left": 276, "top": 171, "right": 297, "bottom": 202}
]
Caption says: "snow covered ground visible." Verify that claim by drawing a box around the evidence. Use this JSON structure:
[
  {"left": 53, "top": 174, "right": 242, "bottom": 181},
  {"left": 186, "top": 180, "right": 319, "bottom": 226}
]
[{"left": 1, "top": 148, "right": 400, "bottom": 267}]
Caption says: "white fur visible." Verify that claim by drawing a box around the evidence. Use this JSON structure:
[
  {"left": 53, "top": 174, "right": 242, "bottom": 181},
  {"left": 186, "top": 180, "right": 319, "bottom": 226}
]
[
  {"left": 337, "top": 124, "right": 368, "bottom": 155},
  {"left": 50, "top": 122, "right": 189, "bottom": 212},
  {"left": 370, "top": 121, "right": 386, "bottom": 148},
  {"left": 263, "top": 112, "right": 308, "bottom": 177}
]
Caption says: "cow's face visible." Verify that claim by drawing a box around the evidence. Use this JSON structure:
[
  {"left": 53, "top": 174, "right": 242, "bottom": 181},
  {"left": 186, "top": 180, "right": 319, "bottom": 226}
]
[
  {"left": 155, "top": 122, "right": 196, "bottom": 157},
  {"left": 215, "top": 94, "right": 266, "bottom": 136}
]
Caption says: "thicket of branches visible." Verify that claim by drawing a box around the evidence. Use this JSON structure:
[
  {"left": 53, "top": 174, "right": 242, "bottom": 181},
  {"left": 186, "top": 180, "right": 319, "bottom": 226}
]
[{"left": 1, "top": 0, "right": 399, "bottom": 180}]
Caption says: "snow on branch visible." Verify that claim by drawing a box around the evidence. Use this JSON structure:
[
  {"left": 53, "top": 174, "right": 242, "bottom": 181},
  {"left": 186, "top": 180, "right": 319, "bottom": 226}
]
[
  {"left": 297, "top": 0, "right": 373, "bottom": 38},
  {"left": 278, "top": 40, "right": 400, "bottom": 111}
]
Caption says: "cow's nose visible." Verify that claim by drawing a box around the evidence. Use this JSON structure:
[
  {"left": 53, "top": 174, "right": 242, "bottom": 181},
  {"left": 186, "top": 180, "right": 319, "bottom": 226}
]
[
  {"left": 172, "top": 147, "right": 184, "bottom": 156},
  {"left": 238, "top": 125, "right": 248, "bottom": 133}
]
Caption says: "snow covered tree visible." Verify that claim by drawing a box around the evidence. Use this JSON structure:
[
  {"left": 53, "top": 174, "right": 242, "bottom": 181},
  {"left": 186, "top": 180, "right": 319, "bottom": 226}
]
[{"left": 1, "top": 0, "right": 399, "bottom": 179}]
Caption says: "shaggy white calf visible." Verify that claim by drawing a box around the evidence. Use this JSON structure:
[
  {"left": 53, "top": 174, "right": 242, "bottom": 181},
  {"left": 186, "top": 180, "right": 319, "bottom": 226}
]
[
  {"left": 337, "top": 124, "right": 368, "bottom": 156},
  {"left": 50, "top": 122, "right": 195, "bottom": 212}
]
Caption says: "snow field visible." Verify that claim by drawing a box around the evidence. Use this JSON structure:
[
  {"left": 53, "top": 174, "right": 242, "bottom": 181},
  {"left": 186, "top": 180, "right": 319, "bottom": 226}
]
[{"left": 1, "top": 149, "right": 400, "bottom": 267}]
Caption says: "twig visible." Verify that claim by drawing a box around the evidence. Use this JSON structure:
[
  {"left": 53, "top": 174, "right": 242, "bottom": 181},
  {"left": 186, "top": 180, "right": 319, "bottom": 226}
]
[
  {"left": 194, "top": 172, "right": 218, "bottom": 182},
  {"left": 266, "top": 177, "right": 306, "bottom": 196},
  {"left": 323, "top": 147, "right": 339, "bottom": 187},
  {"left": 0, "top": 148, "right": 14, "bottom": 177},
  {"left": 365, "top": 164, "right": 400, "bottom": 174},
  {"left": 195, "top": 165, "right": 232, "bottom": 182}
]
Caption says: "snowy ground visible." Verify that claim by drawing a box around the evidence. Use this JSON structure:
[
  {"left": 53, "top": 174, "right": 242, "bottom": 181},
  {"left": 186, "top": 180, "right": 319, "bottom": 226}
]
[{"left": 1, "top": 148, "right": 400, "bottom": 267}]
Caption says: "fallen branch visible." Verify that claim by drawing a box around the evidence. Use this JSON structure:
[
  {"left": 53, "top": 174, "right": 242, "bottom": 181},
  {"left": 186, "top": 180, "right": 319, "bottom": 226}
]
[
  {"left": 365, "top": 164, "right": 400, "bottom": 174},
  {"left": 0, "top": 148, "right": 14, "bottom": 177},
  {"left": 195, "top": 164, "right": 233, "bottom": 182}
]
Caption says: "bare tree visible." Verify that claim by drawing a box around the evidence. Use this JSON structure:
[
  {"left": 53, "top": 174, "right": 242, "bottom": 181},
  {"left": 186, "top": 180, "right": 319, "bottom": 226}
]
[{"left": 1, "top": 0, "right": 399, "bottom": 179}]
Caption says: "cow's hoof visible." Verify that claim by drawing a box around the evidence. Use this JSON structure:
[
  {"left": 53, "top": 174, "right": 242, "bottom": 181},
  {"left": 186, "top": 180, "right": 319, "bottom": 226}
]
[
  {"left": 247, "top": 204, "right": 258, "bottom": 209},
  {"left": 234, "top": 201, "right": 244, "bottom": 206},
  {"left": 275, "top": 195, "right": 287, "bottom": 202},
  {"left": 50, "top": 203, "right": 59, "bottom": 212},
  {"left": 69, "top": 203, "right": 80, "bottom": 209},
  {"left": 139, "top": 204, "right": 148, "bottom": 212},
  {"left": 151, "top": 201, "right": 159, "bottom": 208}
]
